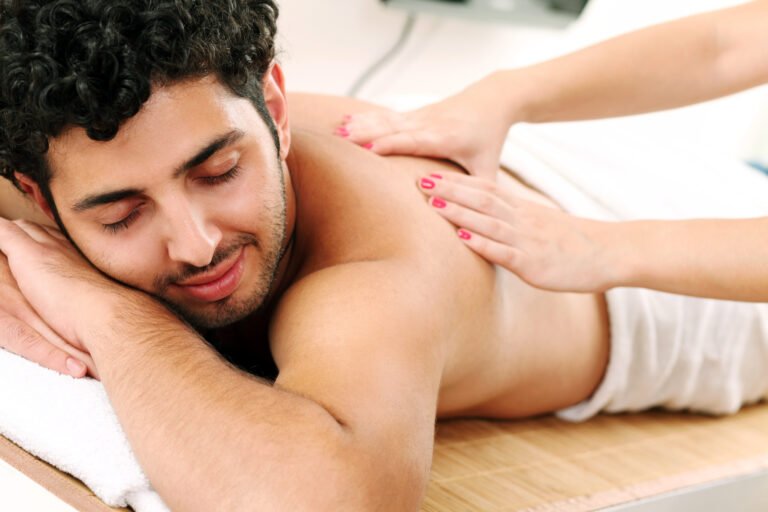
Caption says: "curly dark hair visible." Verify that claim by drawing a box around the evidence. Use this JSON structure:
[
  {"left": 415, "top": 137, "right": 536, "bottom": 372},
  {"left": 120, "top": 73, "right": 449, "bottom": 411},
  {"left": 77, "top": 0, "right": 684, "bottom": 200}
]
[{"left": 0, "top": 0, "right": 279, "bottom": 197}]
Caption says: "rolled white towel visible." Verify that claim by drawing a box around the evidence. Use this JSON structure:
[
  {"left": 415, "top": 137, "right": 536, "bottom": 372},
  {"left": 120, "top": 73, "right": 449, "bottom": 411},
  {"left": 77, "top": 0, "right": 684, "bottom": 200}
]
[{"left": 0, "top": 348, "right": 169, "bottom": 512}]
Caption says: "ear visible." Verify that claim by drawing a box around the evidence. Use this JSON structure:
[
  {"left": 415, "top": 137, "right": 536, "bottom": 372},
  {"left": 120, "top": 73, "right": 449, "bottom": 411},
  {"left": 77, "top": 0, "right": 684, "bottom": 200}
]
[
  {"left": 14, "top": 172, "right": 56, "bottom": 221},
  {"left": 262, "top": 62, "right": 291, "bottom": 160}
]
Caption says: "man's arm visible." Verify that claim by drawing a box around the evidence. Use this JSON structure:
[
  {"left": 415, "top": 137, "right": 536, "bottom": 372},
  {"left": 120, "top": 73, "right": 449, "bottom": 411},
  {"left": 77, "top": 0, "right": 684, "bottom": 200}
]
[
  {"left": 0, "top": 179, "right": 51, "bottom": 225},
  {"left": 0, "top": 219, "right": 445, "bottom": 511}
]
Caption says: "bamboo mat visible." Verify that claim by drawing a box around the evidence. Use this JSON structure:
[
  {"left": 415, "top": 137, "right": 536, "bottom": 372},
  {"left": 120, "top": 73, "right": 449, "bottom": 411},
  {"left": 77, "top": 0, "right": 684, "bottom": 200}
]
[
  {"left": 423, "top": 404, "right": 768, "bottom": 511},
  {"left": 4, "top": 404, "right": 768, "bottom": 511}
]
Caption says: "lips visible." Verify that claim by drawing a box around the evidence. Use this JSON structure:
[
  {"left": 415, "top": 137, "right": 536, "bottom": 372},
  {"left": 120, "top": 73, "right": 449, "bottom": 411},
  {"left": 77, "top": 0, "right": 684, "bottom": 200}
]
[{"left": 173, "top": 247, "right": 246, "bottom": 302}]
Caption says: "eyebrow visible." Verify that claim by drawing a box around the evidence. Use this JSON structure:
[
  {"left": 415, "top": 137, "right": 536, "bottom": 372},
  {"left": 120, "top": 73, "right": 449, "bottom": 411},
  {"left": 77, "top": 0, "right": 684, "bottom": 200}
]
[{"left": 71, "top": 129, "right": 245, "bottom": 212}]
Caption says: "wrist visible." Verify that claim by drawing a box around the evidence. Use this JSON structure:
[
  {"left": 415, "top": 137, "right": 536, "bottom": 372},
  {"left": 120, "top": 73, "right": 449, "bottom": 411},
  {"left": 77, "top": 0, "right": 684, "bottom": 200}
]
[
  {"left": 480, "top": 69, "right": 530, "bottom": 126},
  {"left": 491, "top": 67, "right": 549, "bottom": 125},
  {"left": 79, "top": 285, "right": 161, "bottom": 354},
  {"left": 590, "top": 220, "right": 637, "bottom": 291},
  {"left": 601, "top": 221, "right": 648, "bottom": 290}
]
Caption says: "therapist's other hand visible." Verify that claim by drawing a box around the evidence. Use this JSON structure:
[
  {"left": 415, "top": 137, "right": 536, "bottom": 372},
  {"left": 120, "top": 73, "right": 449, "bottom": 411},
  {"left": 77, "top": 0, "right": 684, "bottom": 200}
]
[
  {"left": 418, "top": 173, "right": 621, "bottom": 293},
  {"left": 0, "top": 249, "right": 97, "bottom": 378},
  {"left": 336, "top": 73, "right": 514, "bottom": 180}
]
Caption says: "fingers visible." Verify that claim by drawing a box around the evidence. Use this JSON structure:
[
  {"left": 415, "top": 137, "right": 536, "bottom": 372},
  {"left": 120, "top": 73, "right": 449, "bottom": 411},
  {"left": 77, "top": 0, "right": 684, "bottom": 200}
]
[
  {"left": 8, "top": 218, "right": 58, "bottom": 245},
  {"left": 0, "top": 313, "right": 89, "bottom": 378},
  {"left": 427, "top": 194, "right": 515, "bottom": 245},
  {"left": 336, "top": 111, "right": 404, "bottom": 145},
  {"left": 335, "top": 112, "right": 451, "bottom": 160},
  {"left": 418, "top": 173, "right": 516, "bottom": 222},
  {"left": 454, "top": 228, "right": 524, "bottom": 273}
]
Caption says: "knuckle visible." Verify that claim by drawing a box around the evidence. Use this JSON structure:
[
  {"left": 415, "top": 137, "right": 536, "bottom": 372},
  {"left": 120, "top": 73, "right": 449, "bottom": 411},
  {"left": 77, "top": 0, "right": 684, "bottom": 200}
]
[
  {"left": 476, "top": 193, "right": 496, "bottom": 212},
  {"left": 1, "top": 317, "right": 42, "bottom": 354},
  {"left": 476, "top": 178, "right": 497, "bottom": 194},
  {"left": 487, "top": 218, "right": 508, "bottom": 239},
  {"left": 502, "top": 249, "right": 519, "bottom": 270}
]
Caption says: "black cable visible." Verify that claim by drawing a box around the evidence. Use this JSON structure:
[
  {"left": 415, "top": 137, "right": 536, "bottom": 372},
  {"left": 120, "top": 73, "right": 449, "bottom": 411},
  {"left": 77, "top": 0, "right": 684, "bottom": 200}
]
[{"left": 346, "top": 12, "right": 418, "bottom": 98}]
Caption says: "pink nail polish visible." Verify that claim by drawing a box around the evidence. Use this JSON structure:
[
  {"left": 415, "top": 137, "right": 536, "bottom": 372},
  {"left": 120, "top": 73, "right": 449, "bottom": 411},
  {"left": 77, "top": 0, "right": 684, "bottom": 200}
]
[
  {"left": 335, "top": 127, "right": 350, "bottom": 137},
  {"left": 432, "top": 197, "right": 447, "bottom": 209},
  {"left": 420, "top": 178, "right": 436, "bottom": 190},
  {"left": 363, "top": 142, "right": 374, "bottom": 150},
  {"left": 458, "top": 229, "right": 472, "bottom": 240},
  {"left": 430, "top": 174, "right": 443, "bottom": 179}
]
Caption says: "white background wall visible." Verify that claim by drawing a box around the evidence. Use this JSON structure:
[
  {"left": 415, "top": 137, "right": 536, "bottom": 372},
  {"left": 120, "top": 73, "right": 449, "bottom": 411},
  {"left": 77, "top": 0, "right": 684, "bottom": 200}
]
[{"left": 277, "top": 0, "right": 768, "bottom": 162}]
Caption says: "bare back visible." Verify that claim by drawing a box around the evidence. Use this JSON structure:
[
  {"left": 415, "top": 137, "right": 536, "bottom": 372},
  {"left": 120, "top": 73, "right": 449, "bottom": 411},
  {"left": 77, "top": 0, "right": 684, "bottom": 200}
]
[{"left": 286, "top": 93, "right": 610, "bottom": 419}]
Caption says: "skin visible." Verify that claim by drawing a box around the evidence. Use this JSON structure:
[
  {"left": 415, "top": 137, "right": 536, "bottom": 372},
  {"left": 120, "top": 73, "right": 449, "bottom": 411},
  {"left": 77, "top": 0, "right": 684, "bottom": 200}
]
[
  {"left": 339, "top": 0, "right": 768, "bottom": 301},
  {"left": 0, "top": 64, "right": 609, "bottom": 511}
]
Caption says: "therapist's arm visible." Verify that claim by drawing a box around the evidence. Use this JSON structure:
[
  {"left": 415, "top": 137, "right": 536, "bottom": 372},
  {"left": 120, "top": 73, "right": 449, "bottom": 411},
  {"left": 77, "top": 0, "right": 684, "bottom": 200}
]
[
  {"left": 507, "top": 0, "right": 768, "bottom": 123},
  {"left": 417, "top": 172, "right": 768, "bottom": 301},
  {"left": 339, "top": 1, "right": 768, "bottom": 177}
]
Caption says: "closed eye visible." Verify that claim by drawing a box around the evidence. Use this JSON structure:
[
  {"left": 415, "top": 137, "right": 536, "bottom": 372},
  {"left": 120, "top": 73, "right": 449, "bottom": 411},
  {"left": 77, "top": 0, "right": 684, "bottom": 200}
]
[
  {"left": 102, "top": 207, "right": 142, "bottom": 234},
  {"left": 101, "top": 166, "right": 242, "bottom": 235},
  {"left": 200, "top": 165, "right": 241, "bottom": 185}
]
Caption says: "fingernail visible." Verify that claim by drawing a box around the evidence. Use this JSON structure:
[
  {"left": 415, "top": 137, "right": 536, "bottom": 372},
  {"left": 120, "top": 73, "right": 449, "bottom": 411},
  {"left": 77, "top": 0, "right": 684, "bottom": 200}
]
[
  {"left": 431, "top": 197, "right": 447, "bottom": 209},
  {"left": 66, "top": 358, "right": 86, "bottom": 376},
  {"left": 430, "top": 174, "right": 443, "bottom": 179},
  {"left": 458, "top": 229, "right": 472, "bottom": 240},
  {"left": 420, "top": 178, "right": 436, "bottom": 190},
  {"left": 363, "top": 142, "right": 374, "bottom": 150},
  {"left": 335, "top": 127, "right": 350, "bottom": 137}
]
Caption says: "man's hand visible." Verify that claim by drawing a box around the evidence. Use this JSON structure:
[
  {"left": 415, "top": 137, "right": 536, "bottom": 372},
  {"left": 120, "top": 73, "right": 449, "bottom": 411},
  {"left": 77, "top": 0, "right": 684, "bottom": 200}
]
[
  {"left": 0, "top": 218, "right": 118, "bottom": 375},
  {"left": 0, "top": 238, "right": 97, "bottom": 378},
  {"left": 0, "top": 256, "right": 96, "bottom": 377}
]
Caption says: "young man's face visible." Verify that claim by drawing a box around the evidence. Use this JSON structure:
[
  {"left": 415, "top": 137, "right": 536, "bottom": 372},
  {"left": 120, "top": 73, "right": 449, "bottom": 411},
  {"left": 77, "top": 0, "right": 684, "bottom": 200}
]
[{"left": 37, "top": 74, "right": 293, "bottom": 329}]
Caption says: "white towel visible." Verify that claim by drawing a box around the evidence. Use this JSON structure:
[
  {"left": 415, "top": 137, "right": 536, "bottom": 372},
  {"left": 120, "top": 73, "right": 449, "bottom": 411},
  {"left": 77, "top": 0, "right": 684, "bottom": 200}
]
[
  {"left": 0, "top": 348, "right": 169, "bottom": 512},
  {"left": 502, "top": 120, "right": 768, "bottom": 220}
]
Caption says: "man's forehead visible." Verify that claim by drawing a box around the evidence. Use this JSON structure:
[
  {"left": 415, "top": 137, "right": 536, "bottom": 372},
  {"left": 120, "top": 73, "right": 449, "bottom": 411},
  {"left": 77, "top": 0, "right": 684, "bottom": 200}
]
[{"left": 47, "top": 78, "right": 255, "bottom": 191}]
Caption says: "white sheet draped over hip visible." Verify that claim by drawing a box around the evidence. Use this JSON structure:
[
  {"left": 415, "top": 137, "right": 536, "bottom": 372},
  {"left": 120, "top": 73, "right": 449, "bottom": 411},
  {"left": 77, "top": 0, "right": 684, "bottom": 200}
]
[
  {"left": 0, "top": 348, "right": 170, "bottom": 512},
  {"left": 499, "top": 121, "right": 768, "bottom": 421}
]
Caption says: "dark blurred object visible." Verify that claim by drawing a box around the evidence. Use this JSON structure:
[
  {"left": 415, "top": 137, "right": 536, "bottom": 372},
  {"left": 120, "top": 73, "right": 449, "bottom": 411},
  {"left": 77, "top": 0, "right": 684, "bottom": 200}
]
[
  {"left": 381, "top": 0, "right": 589, "bottom": 27},
  {"left": 549, "top": 0, "right": 588, "bottom": 14}
]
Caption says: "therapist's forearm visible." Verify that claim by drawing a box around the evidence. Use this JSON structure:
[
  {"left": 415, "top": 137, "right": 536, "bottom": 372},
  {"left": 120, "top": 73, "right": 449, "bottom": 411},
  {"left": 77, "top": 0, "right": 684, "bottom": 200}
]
[
  {"left": 84, "top": 292, "right": 354, "bottom": 512},
  {"left": 506, "top": 2, "right": 768, "bottom": 124},
  {"left": 609, "top": 217, "right": 768, "bottom": 301}
]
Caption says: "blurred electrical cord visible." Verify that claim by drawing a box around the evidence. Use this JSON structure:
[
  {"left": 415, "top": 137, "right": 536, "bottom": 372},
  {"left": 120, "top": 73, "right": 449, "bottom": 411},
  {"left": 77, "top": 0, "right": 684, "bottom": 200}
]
[{"left": 346, "top": 12, "right": 417, "bottom": 98}]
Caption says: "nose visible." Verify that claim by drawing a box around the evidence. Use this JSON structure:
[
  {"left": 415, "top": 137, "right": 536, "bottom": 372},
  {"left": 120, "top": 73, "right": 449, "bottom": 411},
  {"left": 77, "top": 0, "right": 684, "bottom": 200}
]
[{"left": 163, "top": 198, "right": 222, "bottom": 268}]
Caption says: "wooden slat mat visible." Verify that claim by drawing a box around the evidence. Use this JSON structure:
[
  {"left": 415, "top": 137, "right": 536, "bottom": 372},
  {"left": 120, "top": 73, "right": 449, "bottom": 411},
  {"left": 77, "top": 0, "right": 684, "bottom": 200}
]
[
  {"left": 4, "top": 405, "right": 768, "bottom": 511},
  {"left": 0, "top": 434, "right": 127, "bottom": 512},
  {"left": 423, "top": 404, "right": 768, "bottom": 511}
]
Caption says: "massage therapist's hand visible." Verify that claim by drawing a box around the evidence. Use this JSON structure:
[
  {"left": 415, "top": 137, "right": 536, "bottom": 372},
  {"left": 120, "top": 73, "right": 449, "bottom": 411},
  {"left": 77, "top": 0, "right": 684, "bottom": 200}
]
[
  {"left": 0, "top": 247, "right": 96, "bottom": 378},
  {"left": 0, "top": 219, "right": 125, "bottom": 378},
  {"left": 336, "top": 72, "right": 516, "bottom": 180},
  {"left": 418, "top": 173, "right": 623, "bottom": 293}
]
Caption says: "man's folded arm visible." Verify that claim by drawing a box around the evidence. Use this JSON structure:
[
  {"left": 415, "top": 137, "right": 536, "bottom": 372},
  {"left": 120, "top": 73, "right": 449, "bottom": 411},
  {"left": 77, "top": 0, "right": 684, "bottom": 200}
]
[
  {"left": 0, "top": 179, "right": 51, "bottom": 224},
  {"left": 86, "top": 259, "right": 446, "bottom": 511}
]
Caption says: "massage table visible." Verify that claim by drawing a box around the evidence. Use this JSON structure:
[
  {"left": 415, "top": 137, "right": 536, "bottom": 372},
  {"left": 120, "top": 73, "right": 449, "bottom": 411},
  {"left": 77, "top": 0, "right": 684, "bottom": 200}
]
[{"left": 4, "top": 404, "right": 768, "bottom": 511}]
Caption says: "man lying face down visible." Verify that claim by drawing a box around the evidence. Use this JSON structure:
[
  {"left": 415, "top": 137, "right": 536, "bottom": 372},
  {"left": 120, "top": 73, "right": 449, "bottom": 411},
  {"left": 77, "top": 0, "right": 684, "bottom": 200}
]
[{"left": 3, "top": 1, "right": 765, "bottom": 510}]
